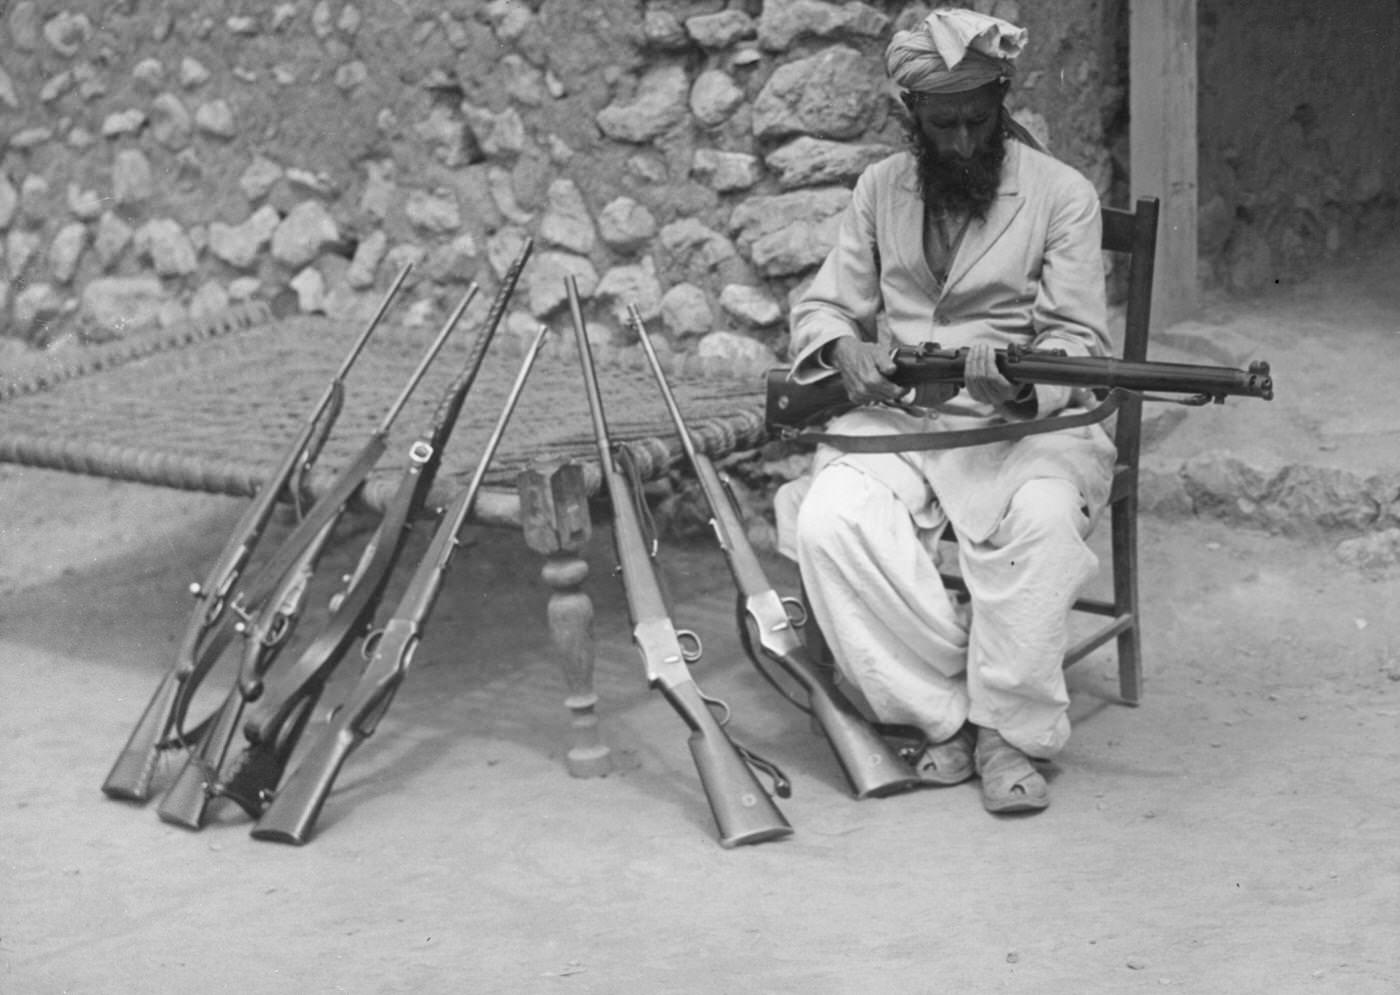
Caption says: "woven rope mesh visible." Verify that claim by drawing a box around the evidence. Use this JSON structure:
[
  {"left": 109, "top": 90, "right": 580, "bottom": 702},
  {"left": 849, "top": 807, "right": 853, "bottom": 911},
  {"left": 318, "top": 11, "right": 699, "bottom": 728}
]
[{"left": 0, "top": 311, "right": 768, "bottom": 516}]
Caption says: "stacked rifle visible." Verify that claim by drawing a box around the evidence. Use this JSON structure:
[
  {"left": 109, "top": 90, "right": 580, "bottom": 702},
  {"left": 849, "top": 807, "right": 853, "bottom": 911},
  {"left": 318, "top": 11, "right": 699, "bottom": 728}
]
[
  {"left": 103, "top": 240, "right": 542, "bottom": 843},
  {"left": 104, "top": 261, "right": 1275, "bottom": 849}
]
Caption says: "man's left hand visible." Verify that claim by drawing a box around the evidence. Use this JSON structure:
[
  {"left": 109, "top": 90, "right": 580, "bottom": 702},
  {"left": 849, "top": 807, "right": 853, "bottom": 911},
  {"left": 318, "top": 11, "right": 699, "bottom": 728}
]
[{"left": 963, "top": 341, "right": 1032, "bottom": 410}]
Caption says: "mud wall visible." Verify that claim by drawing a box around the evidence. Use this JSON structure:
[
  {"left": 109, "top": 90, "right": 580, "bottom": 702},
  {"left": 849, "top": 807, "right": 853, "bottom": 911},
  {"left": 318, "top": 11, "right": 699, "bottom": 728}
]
[
  {"left": 0, "top": 0, "right": 1117, "bottom": 357},
  {"left": 1198, "top": 0, "right": 1400, "bottom": 291}
]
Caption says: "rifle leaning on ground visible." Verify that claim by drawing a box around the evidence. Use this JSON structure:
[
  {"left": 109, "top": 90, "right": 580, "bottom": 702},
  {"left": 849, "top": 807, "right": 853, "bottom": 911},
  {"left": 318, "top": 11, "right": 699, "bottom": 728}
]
[
  {"left": 628, "top": 305, "right": 924, "bottom": 800},
  {"left": 765, "top": 341, "right": 1274, "bottom": 446},
  {"left": 154, "top": 292, "right": 471, "bottom": 829},
  {"left": 156, "top": 516, "right": 338, "bottom": 828},
  {"left": 215, "top": 239, "right": 534, "bottom": 819},
  {"left": 251, "top": 323, "right": 552, "bottom": 845},
  {"left": 101, "top": 264, "right": 412, "bottom": 803},
  {"left": 568, "top": 278, "right": 792, "bottom": 848}
]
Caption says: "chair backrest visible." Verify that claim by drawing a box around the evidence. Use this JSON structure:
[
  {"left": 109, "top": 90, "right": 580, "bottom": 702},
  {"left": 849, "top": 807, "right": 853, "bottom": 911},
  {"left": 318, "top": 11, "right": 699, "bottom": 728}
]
[
  {"left": 1100, "top": 198, "right": 1159, "bottom": 363},
  {"left": 1099, "top": 197, "right": 1160, "bottom": 466}
]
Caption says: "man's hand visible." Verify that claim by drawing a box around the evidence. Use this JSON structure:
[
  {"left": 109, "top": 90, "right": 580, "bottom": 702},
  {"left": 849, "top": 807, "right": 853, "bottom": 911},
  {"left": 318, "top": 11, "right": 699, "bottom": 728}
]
[
  {"left": 963, "top": 341, "right": 1032, "bottom": 410},
  {"left": 828, "top": 338, "right": 957, "bottom": 407}
]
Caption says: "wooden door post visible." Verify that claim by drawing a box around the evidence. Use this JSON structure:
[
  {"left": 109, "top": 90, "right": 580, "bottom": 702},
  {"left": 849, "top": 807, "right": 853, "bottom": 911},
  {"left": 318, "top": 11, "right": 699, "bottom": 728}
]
[{"left": 1131, "top": 0, "right": 1199, "bottom": 328}]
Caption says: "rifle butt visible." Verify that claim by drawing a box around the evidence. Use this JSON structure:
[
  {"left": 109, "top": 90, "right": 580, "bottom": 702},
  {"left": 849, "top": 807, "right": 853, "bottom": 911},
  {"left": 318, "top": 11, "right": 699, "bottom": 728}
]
[
  {"left": 687, "top": 729, "right": 793, "bottom": 848},
  {"left": 155, "top": 690, "right": 248, "bottom": 828},
  {"left": 250, "top": 725, "right": 358, "bottom": 846},
  {"left": 212, "top": 694, "right": 314, "bottom": 819},
  {"left": 805, "top": 686, "right": 921, "bottom": 799},
  {"left": 101, "top": 672, "right": 181, "bottom": 801},
  {"left": 156, "top": 754, "right": 214, "bottom": 829}
]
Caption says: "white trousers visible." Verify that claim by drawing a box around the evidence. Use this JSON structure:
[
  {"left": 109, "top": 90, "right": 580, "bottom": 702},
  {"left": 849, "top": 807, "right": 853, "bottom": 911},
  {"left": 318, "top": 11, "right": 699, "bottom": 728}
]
[{"left": 790, "top": 463, "right": 1098, "bottom": 758}]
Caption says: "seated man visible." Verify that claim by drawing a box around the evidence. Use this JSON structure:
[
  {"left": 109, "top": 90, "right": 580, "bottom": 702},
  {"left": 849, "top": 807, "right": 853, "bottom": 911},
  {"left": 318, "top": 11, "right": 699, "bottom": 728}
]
[{"left": 775, "top": 8, "right": 1117, "bottom": 814}]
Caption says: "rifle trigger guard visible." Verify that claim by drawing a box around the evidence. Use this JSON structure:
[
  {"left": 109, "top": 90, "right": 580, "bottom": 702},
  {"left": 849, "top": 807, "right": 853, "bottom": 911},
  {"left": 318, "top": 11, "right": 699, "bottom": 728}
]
[
  {"left": 675, "top": 628, "right": 703, "bottom": 663},
  {"left": 780, "top": 596, "right": 808, "bottom": 629}
]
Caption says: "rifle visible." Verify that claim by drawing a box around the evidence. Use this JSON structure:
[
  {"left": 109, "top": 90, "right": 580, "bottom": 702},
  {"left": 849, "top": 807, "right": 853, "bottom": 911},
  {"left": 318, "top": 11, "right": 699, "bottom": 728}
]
[
  {"left": 162, "top": 280, "right": 475, "bottom": 757},
  {"left": 101, "top": 264, "right": 411, "bottom": 802},
  {"left": 568, "top": 278, "right": 792, "bottom": 848},
  {"left": 215, "top": 239, "right": 534, "bottom": 818},
  {"left": 765, "top": 341, "right": 1274, "bottom": 436},
  {"left": 628, "top": 306, "right": 923, "bottom": 800},
  {"left": 251, "top": 323, "right": 551, "bottom": 845}
]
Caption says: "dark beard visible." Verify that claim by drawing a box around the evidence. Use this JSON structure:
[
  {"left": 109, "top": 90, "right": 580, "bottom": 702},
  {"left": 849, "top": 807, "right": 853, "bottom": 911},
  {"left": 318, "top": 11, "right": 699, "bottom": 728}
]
[{"left": 906, "top": 118, "right": 1007, "bottom": 222}]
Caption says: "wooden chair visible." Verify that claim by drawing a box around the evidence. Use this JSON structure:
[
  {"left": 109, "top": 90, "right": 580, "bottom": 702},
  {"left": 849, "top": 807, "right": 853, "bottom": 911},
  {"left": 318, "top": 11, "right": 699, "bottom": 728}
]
[{"left": 1068, "top": 195, "right": 1160, "bottom": 704}]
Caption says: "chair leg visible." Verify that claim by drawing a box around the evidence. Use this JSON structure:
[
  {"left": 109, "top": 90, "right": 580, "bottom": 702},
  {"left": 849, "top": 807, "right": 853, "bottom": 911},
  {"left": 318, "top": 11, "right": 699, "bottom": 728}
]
[
  {"left": 1110, "top": 495, "right": 1143, "bottom": 705},
  {"left": 797, "top": 580, "right": 835, "bottom": 669}
]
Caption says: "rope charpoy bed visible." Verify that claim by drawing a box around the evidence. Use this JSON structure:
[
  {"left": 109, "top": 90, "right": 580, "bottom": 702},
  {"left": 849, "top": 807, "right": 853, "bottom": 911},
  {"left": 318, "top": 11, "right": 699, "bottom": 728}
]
[{"left": 0, "top": 304, "right": 770, "bottom": 527}]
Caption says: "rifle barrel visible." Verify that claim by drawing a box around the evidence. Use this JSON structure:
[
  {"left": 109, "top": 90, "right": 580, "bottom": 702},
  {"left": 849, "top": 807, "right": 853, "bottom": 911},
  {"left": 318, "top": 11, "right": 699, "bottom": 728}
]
[
  {"left": 375, "top": 282, "right": 479, "bottom": 434},
  {"left": 568, "top": 278, "right": 613, "bottom": 464},
  {"left": 627, "top": 304, "right": 703, "bottom": 468},
  {"left": 337, "top": 263, "right": 412, "bottom": 380}
]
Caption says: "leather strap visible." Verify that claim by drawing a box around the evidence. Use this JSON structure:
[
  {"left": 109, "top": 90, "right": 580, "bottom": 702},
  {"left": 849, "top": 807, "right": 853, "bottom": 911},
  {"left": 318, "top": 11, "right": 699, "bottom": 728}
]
[{"left": 788, "top": 389, "right": 1124, "bottom": 453}]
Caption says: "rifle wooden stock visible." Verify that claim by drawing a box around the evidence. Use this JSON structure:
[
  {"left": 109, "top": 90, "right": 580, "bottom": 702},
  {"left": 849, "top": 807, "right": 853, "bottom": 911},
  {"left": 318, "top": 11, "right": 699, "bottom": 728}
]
[
  {"left": 765, "top": 342, "right": 1274, "bottom": 434},
  {"left": 99, "top": 268, "right": 411, "bottom": 802},
  {"left": 252, "top": 324, "right": 551, "bottom": 845},
  {"left": 102, "top": 666, "right": 184, "bottom": 802},
  {"left": 219, "top": 239, "right": 534, "bottom": 818},
  {"left": 628, "top": 306, "right": 921, "bottom": 800},
  {"left": 570, "top": 280, "right": 791, "bottom": 848}
]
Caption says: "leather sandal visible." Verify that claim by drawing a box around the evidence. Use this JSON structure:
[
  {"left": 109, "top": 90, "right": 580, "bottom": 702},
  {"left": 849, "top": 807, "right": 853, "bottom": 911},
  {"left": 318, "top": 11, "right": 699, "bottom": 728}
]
[
  {"left": 974, "top": 728, "right": 1049, "bottom": 814},
  {"left": 912, "top": 723, "right": 975, "bottom": 786}
]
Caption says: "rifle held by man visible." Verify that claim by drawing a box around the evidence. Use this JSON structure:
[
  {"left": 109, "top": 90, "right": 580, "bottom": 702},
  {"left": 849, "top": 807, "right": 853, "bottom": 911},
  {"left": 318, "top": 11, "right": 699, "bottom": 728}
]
[
  {"left": 629, "top": 305, "right": 923, "bottom": 800},
  {"left": 252, "top": 323, "right": 550, "bottom": 845},
  {"left": 766, "top": 341, "right": 1274, "bottom": 435},
  {"left": 216, "top": 240, "right": 534, "bottom": 818},
  {"left": 569, "top": 279, "right": 792, "bottom": 848},
  {"left": 101, "top": 263, "right": 412, "bottom": 802}
]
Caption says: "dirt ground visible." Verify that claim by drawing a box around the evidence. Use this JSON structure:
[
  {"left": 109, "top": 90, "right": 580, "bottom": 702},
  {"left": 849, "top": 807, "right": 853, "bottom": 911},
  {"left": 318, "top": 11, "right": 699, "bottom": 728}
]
[{"left": 3, "top": 247, "right": 1400, "bottom": 993}]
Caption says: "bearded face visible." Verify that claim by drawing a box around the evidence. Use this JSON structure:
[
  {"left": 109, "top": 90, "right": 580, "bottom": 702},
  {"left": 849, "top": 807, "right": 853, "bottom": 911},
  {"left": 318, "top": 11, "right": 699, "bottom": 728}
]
[{"left": 902, "top": 84, "right": 1009, "bottom": 221}]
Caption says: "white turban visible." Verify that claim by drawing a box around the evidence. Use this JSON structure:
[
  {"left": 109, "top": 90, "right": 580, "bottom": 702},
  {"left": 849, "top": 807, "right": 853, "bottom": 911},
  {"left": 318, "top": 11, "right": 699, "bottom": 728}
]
[{"left": 885, "top": 7, "right": 1027, "bottom": 95}]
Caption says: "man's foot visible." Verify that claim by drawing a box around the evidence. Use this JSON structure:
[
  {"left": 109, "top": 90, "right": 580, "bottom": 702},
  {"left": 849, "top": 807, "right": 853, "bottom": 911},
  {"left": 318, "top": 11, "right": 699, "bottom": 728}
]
[
  {"left": 974, "top": 727, "right": 1049, "bottom": 814},
  {"left": 912, "top": 723, "right": 975, "bottom": 786}
]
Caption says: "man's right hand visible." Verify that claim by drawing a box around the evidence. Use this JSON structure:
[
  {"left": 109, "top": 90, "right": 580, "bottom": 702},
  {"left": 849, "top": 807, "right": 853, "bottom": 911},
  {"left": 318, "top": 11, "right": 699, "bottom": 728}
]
[
  {"left": 828, "top": 338, "right": 906, "bottom": 404},
  {"left": 828, "top": 338, "right": 958, "bottom": 407}
]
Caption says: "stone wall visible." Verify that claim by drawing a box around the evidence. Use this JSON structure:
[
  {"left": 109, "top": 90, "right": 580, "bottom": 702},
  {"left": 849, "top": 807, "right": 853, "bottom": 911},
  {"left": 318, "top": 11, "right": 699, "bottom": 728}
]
[
  {"left": 1198, "top": 0, "right": 1400, "bottom": 291},
  {"left": 0, "top": 0, "right": 1117, "bottom": 357}
]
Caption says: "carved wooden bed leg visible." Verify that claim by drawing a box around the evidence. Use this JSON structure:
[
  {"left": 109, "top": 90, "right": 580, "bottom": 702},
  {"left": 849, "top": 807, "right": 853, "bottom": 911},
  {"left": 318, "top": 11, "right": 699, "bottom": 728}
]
[{"left": 518, "top": 459, "right": 612, "bottom": 778}]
